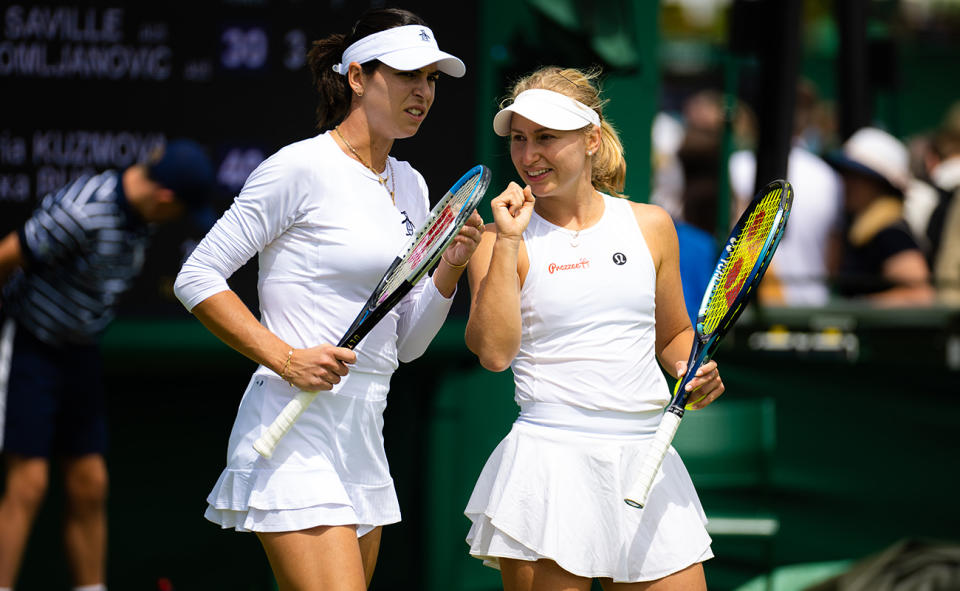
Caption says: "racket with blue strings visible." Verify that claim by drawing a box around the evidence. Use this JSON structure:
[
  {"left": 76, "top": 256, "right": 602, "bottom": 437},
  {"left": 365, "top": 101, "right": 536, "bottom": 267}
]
[{"left": 254, "top": 164, "right": 491, "bottom": 459}]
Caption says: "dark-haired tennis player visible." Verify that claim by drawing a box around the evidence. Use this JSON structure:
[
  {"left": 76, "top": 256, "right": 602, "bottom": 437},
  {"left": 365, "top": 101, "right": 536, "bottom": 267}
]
[
  {"left": 173, "top": 8, "right": 481, "bottom": 590},
  {"left": 463, "top": 66, "right": 725, "bottom": 590},
  {"left": 0, "top": 139, "right": 216, "bottom": 591}
]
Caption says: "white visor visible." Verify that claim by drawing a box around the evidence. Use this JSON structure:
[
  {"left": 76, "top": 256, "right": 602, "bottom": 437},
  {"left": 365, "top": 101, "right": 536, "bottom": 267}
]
[
  {"left": 332, "top": 25, "right": 465, "bottom": 78},
  {"left": 493, "top": 89, "right": 600, "bottom": 136}
]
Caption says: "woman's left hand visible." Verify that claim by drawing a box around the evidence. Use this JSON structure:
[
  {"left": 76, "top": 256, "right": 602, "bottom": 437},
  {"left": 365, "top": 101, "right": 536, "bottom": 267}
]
[
  {"left": 676, "top": 359, "right": 725, "bottom": 410},
  {"left": 440, "top": 210, "right": 485, "bottom": 269}
]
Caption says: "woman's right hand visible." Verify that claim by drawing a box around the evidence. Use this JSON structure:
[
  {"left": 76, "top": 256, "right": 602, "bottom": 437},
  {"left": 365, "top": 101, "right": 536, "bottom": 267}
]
[
  {"left": 491, "top": 182, "right": 535, "bottom": 239},
  {"left": 282, "top": 344, "right": 356, "bottom": 392}
]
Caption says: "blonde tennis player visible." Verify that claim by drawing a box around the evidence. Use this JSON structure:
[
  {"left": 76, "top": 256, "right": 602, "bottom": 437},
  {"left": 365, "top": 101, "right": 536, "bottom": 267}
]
[{"left": 463, "top": 66, "right": 725, "bottom": 590}]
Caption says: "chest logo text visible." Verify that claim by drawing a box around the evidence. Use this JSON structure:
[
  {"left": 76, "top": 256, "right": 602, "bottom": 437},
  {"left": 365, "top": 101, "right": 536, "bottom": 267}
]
[{"left": 548, "top": 258, "right": 590, "bottom": 274}]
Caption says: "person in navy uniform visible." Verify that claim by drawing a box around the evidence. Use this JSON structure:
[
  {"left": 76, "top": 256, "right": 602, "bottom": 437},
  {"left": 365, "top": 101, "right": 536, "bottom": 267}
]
[{"left": 0, "top": 138, "right": 215, "bottom": 591}]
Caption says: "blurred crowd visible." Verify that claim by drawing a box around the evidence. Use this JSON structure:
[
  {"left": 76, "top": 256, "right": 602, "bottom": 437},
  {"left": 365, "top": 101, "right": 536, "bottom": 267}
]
[{"left": 651, "top": 80, "right": 960, "bottom": 309}]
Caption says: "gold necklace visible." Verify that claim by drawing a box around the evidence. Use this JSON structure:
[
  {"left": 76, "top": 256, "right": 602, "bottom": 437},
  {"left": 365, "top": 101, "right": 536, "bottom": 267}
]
[{"left": 334, "top": 126, "right": 395, "bottom": 205}]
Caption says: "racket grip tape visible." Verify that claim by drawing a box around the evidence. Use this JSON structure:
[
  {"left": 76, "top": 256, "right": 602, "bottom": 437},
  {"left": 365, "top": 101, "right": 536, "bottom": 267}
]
[
  {"left": 623, "top": 411, "right": 682, "bottom": 509},
  {"left": 253, "top": 390, "right": 318, "bottom": 459}
]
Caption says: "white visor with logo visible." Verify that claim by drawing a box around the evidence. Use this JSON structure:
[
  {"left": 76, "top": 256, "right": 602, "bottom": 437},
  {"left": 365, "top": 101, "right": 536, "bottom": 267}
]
[{"left": 333, "top": 25, "right": 465, "bottom": 78}]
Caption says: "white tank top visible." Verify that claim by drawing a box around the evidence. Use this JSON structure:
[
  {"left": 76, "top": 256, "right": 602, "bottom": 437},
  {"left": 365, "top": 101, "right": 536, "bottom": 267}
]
[{"left": 511, "top": 194, "right": 671, "bottom": 412}]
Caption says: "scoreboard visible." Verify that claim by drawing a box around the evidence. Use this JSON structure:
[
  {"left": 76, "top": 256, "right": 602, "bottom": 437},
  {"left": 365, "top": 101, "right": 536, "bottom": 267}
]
[{"left": 0, "top": 0, "right": 478, "bottom": 317}]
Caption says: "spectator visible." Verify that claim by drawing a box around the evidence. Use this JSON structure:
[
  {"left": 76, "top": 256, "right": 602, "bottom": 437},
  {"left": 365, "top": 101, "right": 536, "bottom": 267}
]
[
  {"left": 675, "top": 135, "right": 722, "bottom": 323},
  {"left": 650, "top": 111, "right": 686, "bottom": 220},
  {"left": 928, "top": 101, "right": 960, "bottom": 304},
  {"left": 827, "top": 127, "right": 935, "bottom": 305},
  {"left": 675, "top": 182, "right": 719, "bottom": 324},
  {"left": 650, "top": 89, "right": 756, "bottom": 227},
  {"left": 729, "top": 80, "right": 844, "bottom": 306},
  {"left": 902, "top": 132, "right": 941, "bottom": 255},
  {"left": 657, "top": 95, "right": 734, "bottom": 321}
]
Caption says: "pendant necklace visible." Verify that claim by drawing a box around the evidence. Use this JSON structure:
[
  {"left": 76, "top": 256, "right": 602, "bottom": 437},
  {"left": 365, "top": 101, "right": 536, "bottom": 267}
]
[
  {"left": 567, "top": 192, "right": 603, "bottom": 247},
  {"left": 567, "top": 215, "right": 587, "bottom": 248},
  {"left": 334, "top": 126, "right": 395, "bottom": 205}
]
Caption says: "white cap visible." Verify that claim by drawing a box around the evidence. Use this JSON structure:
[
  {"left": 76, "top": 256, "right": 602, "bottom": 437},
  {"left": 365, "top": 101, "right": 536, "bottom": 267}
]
[
  {"left": 332, "top": 25, "right": 465, "bottom": 78},
  {"left": 493, "top": 89, "right": 600, "bottom": 136},
  {"left": 830, "top": 127, "right": 910, "bottom": 192}
]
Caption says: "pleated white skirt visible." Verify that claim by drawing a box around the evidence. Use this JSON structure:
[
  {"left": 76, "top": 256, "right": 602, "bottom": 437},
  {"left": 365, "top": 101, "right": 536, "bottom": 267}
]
[
  {"left": 464, "top": 402, "right": 713, "bottom": 583},
  {"left": 205, "top": 373, "right": 399, "bottom": 535}
]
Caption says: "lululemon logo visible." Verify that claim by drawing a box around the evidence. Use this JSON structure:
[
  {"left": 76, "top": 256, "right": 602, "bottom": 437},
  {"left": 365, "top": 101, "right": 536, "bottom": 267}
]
[
  {"left": 419, "top": 29, "right": 431, "bottom": 42},
  {"left": 612, "top": 252, "right": 627, "bottom": 265}
]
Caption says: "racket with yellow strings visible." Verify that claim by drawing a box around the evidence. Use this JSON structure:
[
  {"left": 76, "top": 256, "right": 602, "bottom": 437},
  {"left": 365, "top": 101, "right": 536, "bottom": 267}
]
[{"left": 624, "top": 179, "right": 793, "bottom": 509}]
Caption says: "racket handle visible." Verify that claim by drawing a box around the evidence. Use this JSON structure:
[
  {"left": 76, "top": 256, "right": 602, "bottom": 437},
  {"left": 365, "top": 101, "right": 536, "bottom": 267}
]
[
  {"left": 253, "top": 390, "right": 318, "bottom": 459},
  {"left": 623, "top": 411, "right": 682, "bottom": 509}
]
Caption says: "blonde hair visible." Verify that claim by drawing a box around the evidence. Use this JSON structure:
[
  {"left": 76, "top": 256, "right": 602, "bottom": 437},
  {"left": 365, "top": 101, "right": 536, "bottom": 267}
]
[{"left": 503, "top": 66, "right": 627, "bottom": 197}]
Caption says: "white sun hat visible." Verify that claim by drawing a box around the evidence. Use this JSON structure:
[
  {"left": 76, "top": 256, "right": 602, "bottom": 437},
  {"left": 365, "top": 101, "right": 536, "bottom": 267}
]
[
  {"left": 828, "top": 127, "right": 910, "bottom": 193},
  {"left": 332, "top": 25, "right": 465, "bottom": 78},
  {"left": 493, "top": 89, "right": 600, "bottom": 136}
]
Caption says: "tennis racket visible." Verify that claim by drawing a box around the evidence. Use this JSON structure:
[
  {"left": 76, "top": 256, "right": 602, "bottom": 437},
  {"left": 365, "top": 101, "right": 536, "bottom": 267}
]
[
  {"left": 623, "top": 179, "right": 793, "bottom": 508},
  {"left": 253, "top": 164, "right": 491, "bottom": 459}
]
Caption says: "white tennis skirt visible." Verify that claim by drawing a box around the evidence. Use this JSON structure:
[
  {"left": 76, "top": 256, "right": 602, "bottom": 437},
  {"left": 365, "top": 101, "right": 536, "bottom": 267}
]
[
  {"left": 464, "top": 402, "right": 713, "bottom": 583},
  {"left": 204, "top": 373, "right": 400, "bottom": 536}
]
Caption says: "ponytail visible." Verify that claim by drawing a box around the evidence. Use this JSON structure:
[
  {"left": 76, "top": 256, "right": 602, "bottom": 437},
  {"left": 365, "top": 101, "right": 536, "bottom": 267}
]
[
  {"left": 593, "top": 118, "right": 627, "bottom": 197},
  {"left": 306, "top": 8, "right": 428, "bottom": 131},
  {"left": 307, "top": 34, "right": 351, "bottom": 132}
]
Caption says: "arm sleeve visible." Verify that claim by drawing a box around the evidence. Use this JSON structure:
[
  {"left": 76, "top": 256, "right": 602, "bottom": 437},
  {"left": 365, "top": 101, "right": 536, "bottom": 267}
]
[
  {"left": 395, "top": 275, "right": 456, "bottom": 362},
  {"left": 394, "top": 166, "right": 455, "bottom": 362},
  {"left": 174, "top": 152, "right": 304, "bottom": 311}
]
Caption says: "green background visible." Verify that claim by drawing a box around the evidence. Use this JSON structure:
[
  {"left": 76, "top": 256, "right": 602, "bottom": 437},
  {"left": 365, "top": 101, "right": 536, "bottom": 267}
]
[{"left": 9, "top": 0, "right": 960, "bottom": 589}]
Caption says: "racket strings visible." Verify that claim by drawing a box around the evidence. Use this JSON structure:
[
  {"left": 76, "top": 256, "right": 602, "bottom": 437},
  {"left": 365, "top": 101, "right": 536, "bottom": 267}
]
[
  {"left": 377, "top": 172, "right": 483, "bottom": 300},
  {"left": 701, "top": 189, "right": 782, "bottom": 333}
]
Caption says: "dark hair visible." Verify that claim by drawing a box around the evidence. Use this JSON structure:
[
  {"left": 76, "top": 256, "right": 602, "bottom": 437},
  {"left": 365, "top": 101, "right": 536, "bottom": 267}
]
[
  {"left": 677, "top": 124, "right": 721, "bottom": 235},
  {"left": 307, "top": 8, "right": 428, "bottom": 131}
]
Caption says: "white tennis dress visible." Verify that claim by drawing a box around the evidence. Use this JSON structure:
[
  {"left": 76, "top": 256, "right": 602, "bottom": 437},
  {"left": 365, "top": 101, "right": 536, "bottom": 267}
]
[
  {"left": 464, "top": 195, "right": 712, "bottom": 582},
  {"left": 175, "top": 132, "right": 454, "bottom": 534}
]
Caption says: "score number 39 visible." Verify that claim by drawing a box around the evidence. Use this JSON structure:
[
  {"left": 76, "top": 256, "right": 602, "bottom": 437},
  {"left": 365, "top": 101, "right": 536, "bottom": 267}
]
[{"left": 220, "top": 26, "right": 308, "bottom": 71}]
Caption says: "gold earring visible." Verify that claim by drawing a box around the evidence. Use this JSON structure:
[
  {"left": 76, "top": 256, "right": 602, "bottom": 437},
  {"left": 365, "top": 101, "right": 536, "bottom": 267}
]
[{"left": 354, "top": 88, "right": 363, "bottom": 97}]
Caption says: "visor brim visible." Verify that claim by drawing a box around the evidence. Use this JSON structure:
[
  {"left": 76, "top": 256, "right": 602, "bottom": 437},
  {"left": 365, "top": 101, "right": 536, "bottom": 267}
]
[
  {"left": 493, "top": 102, "right": 595, "bottom": 136},
  {"left": 379, "top": 49, "right": 465, "bottom": 78}
]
